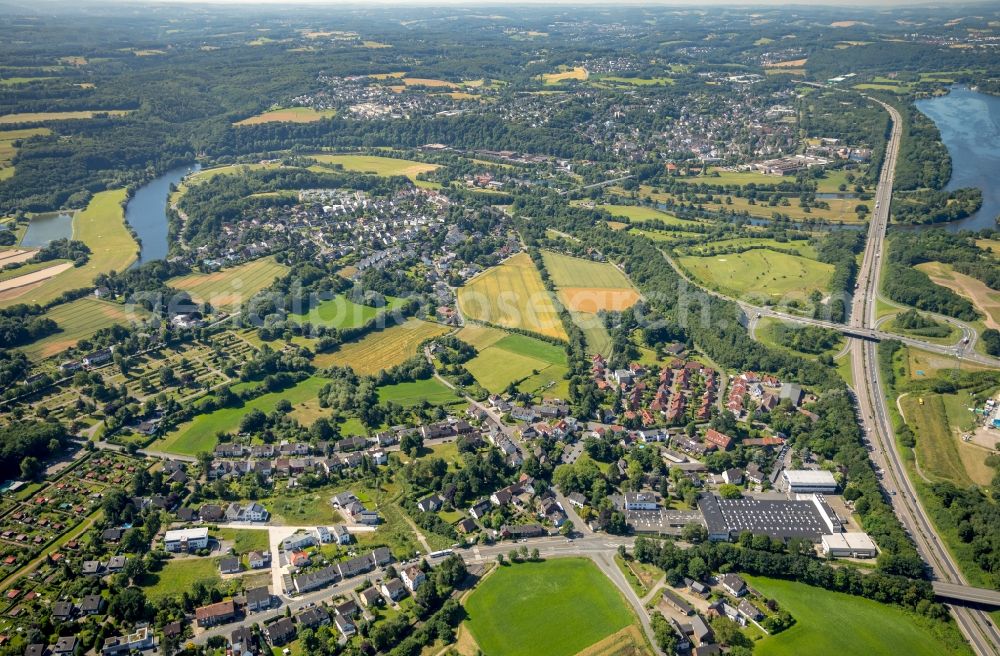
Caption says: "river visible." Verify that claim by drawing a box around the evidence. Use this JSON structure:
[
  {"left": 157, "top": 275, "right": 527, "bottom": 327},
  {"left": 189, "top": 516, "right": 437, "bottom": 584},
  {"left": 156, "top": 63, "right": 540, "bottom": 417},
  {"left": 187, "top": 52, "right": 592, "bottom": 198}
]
[
  {"left": 914, "top": 86, "right": 1000, "bottom": 232},
  {"left": 125, "top": 162, "right": 201, "bottom": 266}
]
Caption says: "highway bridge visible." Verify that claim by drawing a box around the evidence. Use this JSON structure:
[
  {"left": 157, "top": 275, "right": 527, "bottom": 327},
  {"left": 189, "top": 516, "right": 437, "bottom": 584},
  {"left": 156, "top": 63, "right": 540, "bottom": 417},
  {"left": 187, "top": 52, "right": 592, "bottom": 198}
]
[{"left": 933, "top": 582, "right": 1000, "bottom": 608}]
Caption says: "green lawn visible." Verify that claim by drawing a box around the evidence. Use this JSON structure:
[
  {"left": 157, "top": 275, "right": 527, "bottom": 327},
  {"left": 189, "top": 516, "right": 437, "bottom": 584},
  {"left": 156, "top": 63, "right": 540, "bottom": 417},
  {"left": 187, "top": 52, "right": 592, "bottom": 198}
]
[
  {"left": 463, "top": 332, "right": 569, "bottom": 398},
  {"left": 289, "top": 294, "right": 405, "bottom": 329},
  {"left": 376, "top": 378, "right": 461, "bottom": 407},
  {"left": 464, "top": 559, "right": 635, "bottom": 656},
  {"left": 748, "top": 576, "right": 970, "bottom": 656},
  {"left": 155, "top": 375, "right": 328, "bottom": 455},
  {"left": 143, "top": 557, "right": 221, "bottom": 601},
  {"left": 674, "top": 167, "right": 778, "bottom": 186},
  {"left": 596, "top": 204, "right": 696, "bottom": 227},
  {"left": 214, "top": 528, "right": 270, "bottom": 554}
]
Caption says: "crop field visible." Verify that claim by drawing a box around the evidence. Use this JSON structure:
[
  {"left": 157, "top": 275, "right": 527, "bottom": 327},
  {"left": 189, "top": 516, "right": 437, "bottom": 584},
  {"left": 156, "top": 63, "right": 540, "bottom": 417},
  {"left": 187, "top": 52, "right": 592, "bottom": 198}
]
[
  {"left": 402, "top": 77, "right": 458, "bottom": 88},
  {"left": 19, "top": 298, "right": 149, "bottom": 361},
  {"left": 594, "top": 76, "right": 674, "bottom": 86},
  {"left": 542, "top": 250, "right": 640, "bottom": 313},
  {"left": 0, "top": 189, "right": 137, "bottom": 309},
  {"left": 457, "top": 252, "right": 567, "bottom": 340},
  {"left": 455, "top": 324, "right": 508, "bottom": 350},
  {"left": 234, "top": 107, "right": 337, "bottom": 125},
  {"left": 376, "top": 378, "right": 461, "bottom": 407},
  {"left": 289, "top": 294, "right": 406, "bottom": 329},
  {"left": 312, "top": 318, "right": 450, "bottom": 373},
  {"left": 156, "top": 375, "right": 328, "bottom": 456},
  {"left": 916, "top": 262, "right": 1000, "bottom": 330},
  {"left": 0, "top": 110, "right": 130, "bottom": 124},
  {"left": 464, "top": 559, "right": 635, "bottom": 656},
  {"left": 595, "top": 204, "right": 696, "bottom": 227},
  {"left": 679, "top": 249, "right": 833, "bottom": 301},
  {"left": 0, "top": 261, "right": 72, "bottom": 292},
  {"left": 747, "top": 576, "right": 961, "bottom": 656},
  {"left": 169, "top": 256, "right": 288, "bottom": 311},
  {"left": 541, "top": 66, "right": 589, "bottom": 85},
  {"left": 309, "top": 154, "right": 439, "bottom": 181},
  {"left": 572, "top": 311, "right": 613, "bottom": 356},
  {"left": 463, "top": 332, "right": 568, "bottom": 397}
]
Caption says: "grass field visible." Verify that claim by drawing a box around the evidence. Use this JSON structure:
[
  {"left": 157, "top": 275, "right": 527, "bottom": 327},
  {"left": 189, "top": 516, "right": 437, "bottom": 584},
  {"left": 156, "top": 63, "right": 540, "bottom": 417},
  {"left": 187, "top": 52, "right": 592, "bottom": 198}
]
[
  {"left": 463, "top": 332, "right": 569, "bottom": 398},
  {"left": 309, "top": 154, "right": 439, "bottom": 181},
  {"left": 457, "top": 252, "right": 567, "bottom": 340},
  {"left": 679, "top": 237, "right": 819, "bottom": 259},
  {"left": 289, "top": 294, "right": 406, "bottom": 329},
  {"left": 899, "top": 393, "right": 993, "bottom": 487},
  {"left": 916, "top": 262, "right": 1000, "bottom": 330},
  {"left": 542, "top": 250, "right": 640, "bottom": 313},
  {"left": 541, "top": 66, "right": 589, "bottom": 85},
  {"left": 402, "top": 77, "right": 458, "bottom": 88},
  {"left": 235, "top": 107, "right": 337, "bottom": 125},
  {"left": 214, "top": 528, "right": 270, "bottom": 554},
  {"left": 674, "top": 167, "right": 778, "bottom": 186},
  {"left": 596, "top": 204, "right": 696, "bottom": 227},
  {"left": 573, "top": 311, "right": 613, "bottom": 356},
  {"left": 594, "top": 76, "right": 673, "bottom": 87},
  {"left": 143, "top": 557, "right": 221, "bottom": 601},
  {"left": 19, "top": 298, "right": 149, "bottom": 361},
  {"left": 169, "top": 256, "right": 288, "bottom": 311},
  {"left": 312, "top": 318, "right": 450, "bottom": 374},
  {"left": 0, "top": 189, "right": 137, "bottom": 309},
  {"left": 376, "top": 378, "right": 461, "bottom": 407},
  {"left": 156, "top": 375, "right": 328, "bottom": 455},
  {"left": 747, "top": 576, "right": 967, "bottom": 656},
  {"left": 455, "top": 324, "right": 508, "bottom": 350},
  {"left": 0, "top": 110, "right": 129, "bottom": 124},
  {"left": 679, "top": 249, "right": 833, "bottom": 301},
  {"left": 0, "top": 127, "right": 49, "bottom": 180},
  {"left": 464, "top": 559, "right": 635, "bottom": 656}
]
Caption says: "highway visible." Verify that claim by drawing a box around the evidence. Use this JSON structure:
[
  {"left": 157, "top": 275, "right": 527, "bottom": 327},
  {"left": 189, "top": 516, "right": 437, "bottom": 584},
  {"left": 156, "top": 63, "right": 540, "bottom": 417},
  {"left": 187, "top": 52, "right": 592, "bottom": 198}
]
[{"left": 849, "top": 98, "right": 1000, "bottom": 656}]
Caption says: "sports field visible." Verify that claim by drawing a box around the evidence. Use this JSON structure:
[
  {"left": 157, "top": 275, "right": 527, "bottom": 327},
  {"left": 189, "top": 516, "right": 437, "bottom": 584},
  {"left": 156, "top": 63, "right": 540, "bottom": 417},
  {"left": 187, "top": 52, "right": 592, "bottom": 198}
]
[
  {"left": 747, "top": 576, "right": 964, "bottom": 656},
  {"left": 156, "top": 375, "right": 328, "bottom": 455},
  {"left": 678, "top": 249, "right": 833, "bottom": 301},
  {"left": 309, "top": 154, "right": 439, "bottom": 181},
  {"left": 463, "top": 332, "right": 568, "bottom": 397},
  {"left": 0, "top": 110, "right": 130, "bottom": 124},
  {"left": 457, "top": 253, "right": 567, "bottom": 340},
  {"left": 541, "top": 250, "right": 640, "bottom": 313},
  {"left": 916, "top": 262, "right": 1000, "bottom": 330},
  {"left": 464, "top": 559, "right": 635, "bottom": 656},
  {"left": 289, "top": 294, "right": 406, "bottom": 329},
  {"left": 169, "top": 256, "right": 288, "bottom": 311},
  {"left": 0, "top": 189, "right": 138, "bottom": 309},
  {"left": 234, "top": 107, "right": 337, "bottom": 125},
  {"left": 19, "top": 298, "right": 149, "bottom": 361},
  {"left": 312, "top": 318, "right": 450, "bottom": 374},
  {"left": 376, "top": 378, "right": 461, "bottom": 407}
]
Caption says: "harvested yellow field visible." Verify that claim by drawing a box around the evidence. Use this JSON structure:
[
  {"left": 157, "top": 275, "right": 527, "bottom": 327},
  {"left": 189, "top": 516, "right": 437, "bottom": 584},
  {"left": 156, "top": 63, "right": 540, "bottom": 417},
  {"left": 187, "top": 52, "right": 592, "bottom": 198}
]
[
  {"left": 457, "top": 252, "right": 567, "bottom": 340},
  {"left": 362, "top": 41, "right": 392, "bottom": 49},
  {"left": 0, "top": 110, "right": 129, "bottom": 125},
  {"left": 313, "top": 318, "right": 450, "bottom": 373},
  {"left": 402, "top": 77, "right": 458, "bottom": 88},
  {"left": 765, "top": 58, "right": 808, "bottom": 68},
  {"left": 541, "top": 250, "right": 641, "bottom": 313},
  {"left": 455, "top": 324, "right": 508, "bottom": 351},
  {"left": 0, "top": 249, "right": 37, "bottom": 266},
  {"left": 235, "top": 107, "right": 336, "bottom": 125},
  {"left": 0, "top": 262, "right": 74, "bottom": 295},
  {"left": 169, "top": 256, "right": 289, "bottom": 311},
  {"left": 541, "top": 66, "right": 588, "bottom": 85},
  {"left": 310, "top": 154, "right": 439, "bottom": 181},
  {"left": 559, "top": 289, "right": 642, "bottom": 313}
]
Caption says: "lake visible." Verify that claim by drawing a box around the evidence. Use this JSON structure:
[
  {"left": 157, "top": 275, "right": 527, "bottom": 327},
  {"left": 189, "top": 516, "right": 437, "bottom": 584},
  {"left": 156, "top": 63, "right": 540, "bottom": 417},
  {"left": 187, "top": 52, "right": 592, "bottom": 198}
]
[
  {"left": 125, "top": 162, "right": 201, "bottom": 266},
  {"left": 20, "top": 212, "right": 73, "bottom": 248},
  {"left": 915, "top": 86, "right": 1000, "bottom": 232}
]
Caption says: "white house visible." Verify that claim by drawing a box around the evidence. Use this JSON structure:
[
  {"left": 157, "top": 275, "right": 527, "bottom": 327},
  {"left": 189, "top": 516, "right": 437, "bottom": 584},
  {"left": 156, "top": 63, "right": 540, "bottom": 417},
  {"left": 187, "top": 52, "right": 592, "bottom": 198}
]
[{"left": 164, "top": 527, "right": 209, "bottom": 552}]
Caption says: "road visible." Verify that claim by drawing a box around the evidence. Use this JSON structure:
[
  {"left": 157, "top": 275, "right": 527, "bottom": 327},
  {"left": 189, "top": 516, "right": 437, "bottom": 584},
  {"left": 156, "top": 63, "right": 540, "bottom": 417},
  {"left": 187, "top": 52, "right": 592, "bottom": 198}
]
[{"left": 849, "top": 98, "right": 1000, "bottom": 656}]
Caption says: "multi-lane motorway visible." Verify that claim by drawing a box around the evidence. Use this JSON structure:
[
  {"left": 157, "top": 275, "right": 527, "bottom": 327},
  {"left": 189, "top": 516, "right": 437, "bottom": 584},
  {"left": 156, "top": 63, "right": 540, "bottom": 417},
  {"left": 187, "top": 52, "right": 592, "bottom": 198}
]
[{"left": 850, "top": 99, "right": 1000, "bottom": 656}]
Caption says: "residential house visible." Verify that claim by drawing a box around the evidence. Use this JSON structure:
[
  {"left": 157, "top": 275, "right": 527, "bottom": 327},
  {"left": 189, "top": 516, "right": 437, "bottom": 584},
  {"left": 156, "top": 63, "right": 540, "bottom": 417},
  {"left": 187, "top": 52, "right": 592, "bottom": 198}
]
[
  {"left": 334, "top": 614, "right": 356, "bottom": 638},
  {"left": 359, "top": 587, "right": 383, "bottom": 608},
  {"left": 195, "top": 600, "right": 236, "bottom": 627},
  {"left": 245, "top": 586, "right": 273, "bottom": 612},
  {"left": 719, "top": 573, "right": 747, "bottom": 597},
  {"left": 79, "top": 594, "right": 104, "bottom": 616},
  {"left": 401, "top": 565, "right": 426, "bottom": 592},
  {"left": 101, "top": 627, "right": 154, "bottom": 655},
  {"left": 248, "top": 550, "right": 271, "bottom": 569},
  {"left": 265, "top": 618, "right": 296, "bottom": 646},
  {"left": 381, "top": 578, "right": 407, "bottom": 602},
  {"left": 219, "top": 557, "right": 241, "bottom": 574},
  {"left": 296, "top": 607, "right": 330, "bottom": 629}
]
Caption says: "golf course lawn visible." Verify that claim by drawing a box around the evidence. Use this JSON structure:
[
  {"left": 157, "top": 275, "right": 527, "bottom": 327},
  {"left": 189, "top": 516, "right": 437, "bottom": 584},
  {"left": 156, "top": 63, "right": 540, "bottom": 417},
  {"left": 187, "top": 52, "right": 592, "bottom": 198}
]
[
  {"left": 464, "top": 559, "right": 635, "bottom": 656},
  {"left": 679, "top": 248, "right": 833, "bottom": 300},
  {"left": 748, "top": 576, "right": 968, "bottom": 656}
]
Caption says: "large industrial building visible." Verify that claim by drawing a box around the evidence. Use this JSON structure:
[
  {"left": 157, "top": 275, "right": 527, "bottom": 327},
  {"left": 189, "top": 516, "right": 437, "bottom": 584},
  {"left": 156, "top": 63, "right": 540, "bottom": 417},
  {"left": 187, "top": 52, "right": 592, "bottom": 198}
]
[
  {"left": 821, "top": 532, "right": 879, "bottom": 558},
  {"left": 698, "top": 493, "right": 840, "bottom": 542},
  {"left": 782, "top": 469, "right": 838, "bottom": 494}
]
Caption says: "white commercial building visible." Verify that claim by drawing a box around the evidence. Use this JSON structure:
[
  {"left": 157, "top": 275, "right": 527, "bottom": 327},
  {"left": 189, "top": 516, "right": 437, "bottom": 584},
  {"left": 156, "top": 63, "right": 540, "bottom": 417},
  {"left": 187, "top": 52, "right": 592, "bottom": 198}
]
[
  {"left": 821, "top": 532, "right": 878, "bottom": 558},
  {"left": 783, "top": 469, "right": 838, "bottom": 494},
  {"left": 164, "top": 527, "right": 209, "bottom": 552}
]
